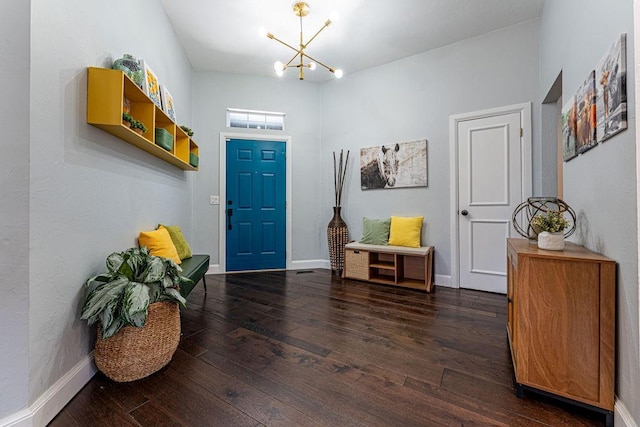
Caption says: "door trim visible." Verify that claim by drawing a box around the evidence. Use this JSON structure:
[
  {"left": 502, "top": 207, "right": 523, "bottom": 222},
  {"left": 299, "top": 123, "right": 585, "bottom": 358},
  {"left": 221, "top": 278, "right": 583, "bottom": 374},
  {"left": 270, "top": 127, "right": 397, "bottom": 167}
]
[
  {"left": 219, "top": 132, "right": 293, "bottom": 273},
  {"left": 449, "top": 102, "right": 532, "bottom": 288}
]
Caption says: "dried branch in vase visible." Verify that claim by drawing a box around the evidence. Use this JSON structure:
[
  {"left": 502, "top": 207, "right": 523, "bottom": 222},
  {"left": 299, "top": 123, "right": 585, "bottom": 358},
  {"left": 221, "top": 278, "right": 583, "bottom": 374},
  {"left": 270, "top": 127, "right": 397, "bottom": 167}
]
[{"left": 333, "top": 149, "right": 350, "bottom": 207}]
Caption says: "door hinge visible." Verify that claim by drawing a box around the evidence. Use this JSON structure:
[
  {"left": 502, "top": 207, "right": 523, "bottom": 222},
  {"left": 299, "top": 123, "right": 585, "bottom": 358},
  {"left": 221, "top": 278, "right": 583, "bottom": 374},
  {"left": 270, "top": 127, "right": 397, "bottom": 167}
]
[{"left": 520, "top": 128, "right": 523, "bottom": 137}]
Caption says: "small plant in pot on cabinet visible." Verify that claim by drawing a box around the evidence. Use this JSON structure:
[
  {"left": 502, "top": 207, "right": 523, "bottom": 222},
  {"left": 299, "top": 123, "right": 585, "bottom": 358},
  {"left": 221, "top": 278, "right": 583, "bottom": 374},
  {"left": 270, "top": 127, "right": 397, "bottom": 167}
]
[{"left": 531, "top": 210, "right": 569, "bottom": 250}]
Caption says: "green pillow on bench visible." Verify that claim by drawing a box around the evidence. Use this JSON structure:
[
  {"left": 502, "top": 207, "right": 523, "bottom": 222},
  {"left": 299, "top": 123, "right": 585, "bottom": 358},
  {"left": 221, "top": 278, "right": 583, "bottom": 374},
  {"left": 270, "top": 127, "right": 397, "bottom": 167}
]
[
  {"left": 359, "top": 217, "right": 391, "bottom": 245},
  {"left": 158, "top": 224, "right": 192, "bottom": 260}
]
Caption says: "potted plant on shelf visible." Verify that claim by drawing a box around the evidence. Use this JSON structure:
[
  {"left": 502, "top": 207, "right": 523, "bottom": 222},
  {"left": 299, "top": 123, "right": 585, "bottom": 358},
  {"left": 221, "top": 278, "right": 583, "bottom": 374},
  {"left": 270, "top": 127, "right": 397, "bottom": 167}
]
[
  {"left": 180, "top": 125, "right": 194, "bottom": 137},
  {"left": 122, "top": 112, "right": 134, "bottom": 128},
  {"left": 80, "top": 247, "right": 190, "bottom": 382},
  {"left": 531, "top": 210, "right": 569, "bottom": 250},
  {"left": 122, "top": 113, "right": 147, "bottom": 135},
  {"left": 131, "top": 119, "right": 147, "bottom": 135}
]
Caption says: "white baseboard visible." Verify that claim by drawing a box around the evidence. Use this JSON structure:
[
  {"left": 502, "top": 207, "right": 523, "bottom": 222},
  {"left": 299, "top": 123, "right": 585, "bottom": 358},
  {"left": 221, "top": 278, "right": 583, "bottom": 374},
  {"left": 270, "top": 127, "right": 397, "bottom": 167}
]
[
  {"left": 616, "top": 398, "right": 638, "bottom": 427},
  {"left": 0, "top": 354, "right": 97, "bottom": 427},
  {"left": 206, "top": 263, "right": 223, "bottom": 274},
  {"left": 435, "top": 274, "right": 454, "bottom": 288},
  {"left": 207, "top": 260, "right": 331, "bottom": 275},
  {"left": 290, "top": 259, "right": 330, "bottom": 270}
]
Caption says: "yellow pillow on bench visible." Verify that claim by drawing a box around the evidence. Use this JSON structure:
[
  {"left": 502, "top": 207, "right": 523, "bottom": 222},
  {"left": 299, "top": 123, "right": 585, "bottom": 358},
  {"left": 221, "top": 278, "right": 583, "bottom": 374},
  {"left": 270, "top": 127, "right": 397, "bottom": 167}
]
[
  {"left": 388, "top": 216, "right": 423, "bottom": 248},
  {"left": 138, "top": 228, "right": 181, "bottom": 264}
]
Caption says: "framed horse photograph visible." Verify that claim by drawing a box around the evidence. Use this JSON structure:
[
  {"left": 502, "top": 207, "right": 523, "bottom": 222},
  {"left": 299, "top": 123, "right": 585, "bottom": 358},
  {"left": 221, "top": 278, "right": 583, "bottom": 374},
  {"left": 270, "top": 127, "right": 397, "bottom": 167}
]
[
  {"left": 360, "top": 139, "right": 428, "bottom": 190},
  {"left": 596, "top": 33, "right": 627, "bottom": 143}
]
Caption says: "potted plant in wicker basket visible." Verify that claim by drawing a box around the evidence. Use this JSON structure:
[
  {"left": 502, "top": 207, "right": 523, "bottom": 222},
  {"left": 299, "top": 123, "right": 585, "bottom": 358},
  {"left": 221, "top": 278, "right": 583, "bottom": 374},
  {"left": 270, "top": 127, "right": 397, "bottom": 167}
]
[{"left": 80, "top": 247, "right": 190, "bottom": 382}]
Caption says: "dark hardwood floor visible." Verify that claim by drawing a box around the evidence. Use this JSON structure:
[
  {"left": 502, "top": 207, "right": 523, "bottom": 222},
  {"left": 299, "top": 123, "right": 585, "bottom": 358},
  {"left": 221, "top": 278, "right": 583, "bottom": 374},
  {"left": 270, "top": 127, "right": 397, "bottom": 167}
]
[{"left": 50, "top": 269, "right": 605, "bottom": 426}]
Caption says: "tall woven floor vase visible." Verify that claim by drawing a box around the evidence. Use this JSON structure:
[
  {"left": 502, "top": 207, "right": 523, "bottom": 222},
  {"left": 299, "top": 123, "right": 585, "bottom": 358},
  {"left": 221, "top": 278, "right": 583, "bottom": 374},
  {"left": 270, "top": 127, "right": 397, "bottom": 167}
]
[
  {"left": 94, "top": 301, "right": 180, "bottom": 382},
  {"left": 327, "top": 206, "right": 349, "bottom": 276}
]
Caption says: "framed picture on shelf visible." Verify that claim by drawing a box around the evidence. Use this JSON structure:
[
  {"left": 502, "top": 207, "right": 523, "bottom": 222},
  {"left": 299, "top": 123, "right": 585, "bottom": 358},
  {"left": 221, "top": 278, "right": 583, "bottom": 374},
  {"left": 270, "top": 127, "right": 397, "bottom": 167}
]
[
  {"left": 139, "top": 60, "right": 162, "bottom": 109},
  {"left": 161, "top": 85, "right": 176, "bottom": 122},
  {"left": 122, "top": 97, "right": 131, "bottom": 115}
]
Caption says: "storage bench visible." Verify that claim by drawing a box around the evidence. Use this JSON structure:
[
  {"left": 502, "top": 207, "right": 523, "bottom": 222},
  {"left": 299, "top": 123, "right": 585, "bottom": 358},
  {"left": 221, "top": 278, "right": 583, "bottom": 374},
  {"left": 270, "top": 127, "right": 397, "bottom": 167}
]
[
  {"left": 343, "top": 242, "right": 434, "bottom": 292},
  {"left": 178, "top": 254, "right": 210, "bottom": 298}
]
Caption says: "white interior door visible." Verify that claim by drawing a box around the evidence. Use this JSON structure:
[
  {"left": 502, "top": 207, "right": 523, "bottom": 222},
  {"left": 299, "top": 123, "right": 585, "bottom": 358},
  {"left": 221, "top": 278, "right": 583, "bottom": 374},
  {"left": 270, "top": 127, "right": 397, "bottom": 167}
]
[{"left": 457, "top": 110, "right": 524, "bottom": 293}]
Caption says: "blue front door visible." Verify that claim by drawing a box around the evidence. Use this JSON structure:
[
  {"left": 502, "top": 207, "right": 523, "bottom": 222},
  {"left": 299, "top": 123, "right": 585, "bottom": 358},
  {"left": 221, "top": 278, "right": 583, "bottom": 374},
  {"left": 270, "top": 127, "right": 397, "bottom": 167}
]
[{"left": 226, "top": 139, "right": 286, "bottom": 271}]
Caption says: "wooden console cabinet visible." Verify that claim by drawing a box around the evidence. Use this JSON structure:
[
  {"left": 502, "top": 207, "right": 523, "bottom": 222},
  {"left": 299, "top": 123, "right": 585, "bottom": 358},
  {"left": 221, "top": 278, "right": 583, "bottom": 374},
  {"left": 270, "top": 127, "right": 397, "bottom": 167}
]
[
  {"left": 506, "top": 238, "right": 615, "bottom": 425},
  {"left": 343, "top": 242, "right": 434, "bottom": 292}
]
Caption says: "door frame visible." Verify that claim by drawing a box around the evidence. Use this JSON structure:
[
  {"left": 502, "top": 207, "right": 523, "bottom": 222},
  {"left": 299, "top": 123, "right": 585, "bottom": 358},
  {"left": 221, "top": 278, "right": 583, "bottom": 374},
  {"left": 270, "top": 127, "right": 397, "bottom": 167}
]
[
  {"left": 449, "top": 103, "right": 532, "bottom": 288},
  {"left": 219, "top": 132, "right": 293, "bottom": 273}
]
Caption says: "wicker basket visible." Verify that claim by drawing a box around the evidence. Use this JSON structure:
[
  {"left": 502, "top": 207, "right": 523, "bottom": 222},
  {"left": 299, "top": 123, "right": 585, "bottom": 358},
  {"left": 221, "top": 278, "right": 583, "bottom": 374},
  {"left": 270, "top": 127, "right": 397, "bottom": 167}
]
[
  {"left": 344, "top": 249, "right": 370, "bottom": 280},
  {"left": 94, "top": 301, "right": 180, "bottom": 382}
]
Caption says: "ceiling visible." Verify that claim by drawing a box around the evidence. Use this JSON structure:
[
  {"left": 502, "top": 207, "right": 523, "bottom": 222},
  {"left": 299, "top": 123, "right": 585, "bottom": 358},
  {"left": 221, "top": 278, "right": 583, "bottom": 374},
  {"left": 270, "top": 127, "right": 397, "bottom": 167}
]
[{"left": 160, "top": 0, "right": 544, "bottom": 82}]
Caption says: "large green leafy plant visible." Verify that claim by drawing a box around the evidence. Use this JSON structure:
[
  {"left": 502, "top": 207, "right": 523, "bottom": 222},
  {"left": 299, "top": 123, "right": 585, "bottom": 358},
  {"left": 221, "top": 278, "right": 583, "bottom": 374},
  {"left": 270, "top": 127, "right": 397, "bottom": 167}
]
[{"left": 80, "top": 247, "right": 189, "bottom": 338}]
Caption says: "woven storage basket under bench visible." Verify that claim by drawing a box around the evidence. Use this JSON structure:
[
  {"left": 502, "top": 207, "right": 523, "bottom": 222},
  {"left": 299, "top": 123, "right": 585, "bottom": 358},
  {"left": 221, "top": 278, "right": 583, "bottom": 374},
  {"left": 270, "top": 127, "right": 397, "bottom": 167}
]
[{"left": 343, "top": 242, "right": 434, "bottom": 292}]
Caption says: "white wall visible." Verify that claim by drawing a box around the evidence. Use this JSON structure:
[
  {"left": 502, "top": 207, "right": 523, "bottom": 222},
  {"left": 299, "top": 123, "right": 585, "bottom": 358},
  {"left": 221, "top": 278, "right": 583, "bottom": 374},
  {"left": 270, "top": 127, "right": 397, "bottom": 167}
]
[
  {"left": 27, "top": 0, "right": 193, "bottom": 407},
  {"left": 540, "top": 0, "right": 639, "bottom": 423},
  {"left": 320, "top": 20, "right": 541, "bottom": 279},
  {"left": 0, "top": 0, "right": 30, "bottom": 420},
  {"left": 191, "top": 72, "right": 323, "bottom": 263}
]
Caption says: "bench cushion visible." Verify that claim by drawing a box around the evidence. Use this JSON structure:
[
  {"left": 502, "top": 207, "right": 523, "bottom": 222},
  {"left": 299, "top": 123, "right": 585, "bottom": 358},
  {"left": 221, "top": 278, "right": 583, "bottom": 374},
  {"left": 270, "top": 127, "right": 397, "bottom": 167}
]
[
  {"left": 178, "top": 254, "right": 210, "bottom": 297},
  {"left": 345, "top": 241, "right": 432, "bottom": 256}
]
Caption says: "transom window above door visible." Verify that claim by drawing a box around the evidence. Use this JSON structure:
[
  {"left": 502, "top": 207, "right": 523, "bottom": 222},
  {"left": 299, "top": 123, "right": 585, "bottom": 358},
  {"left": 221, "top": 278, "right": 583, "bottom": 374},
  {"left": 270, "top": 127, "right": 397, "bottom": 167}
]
[{"left": 226, "top": 108, "right": 285, "bottom": 131}]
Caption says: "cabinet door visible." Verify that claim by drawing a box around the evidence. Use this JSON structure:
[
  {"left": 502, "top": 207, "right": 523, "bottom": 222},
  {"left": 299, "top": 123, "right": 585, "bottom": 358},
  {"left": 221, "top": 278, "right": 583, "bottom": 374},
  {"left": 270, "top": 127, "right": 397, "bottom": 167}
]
[{"left": 519, "top": 257, "right": 600, "bottom": 403}]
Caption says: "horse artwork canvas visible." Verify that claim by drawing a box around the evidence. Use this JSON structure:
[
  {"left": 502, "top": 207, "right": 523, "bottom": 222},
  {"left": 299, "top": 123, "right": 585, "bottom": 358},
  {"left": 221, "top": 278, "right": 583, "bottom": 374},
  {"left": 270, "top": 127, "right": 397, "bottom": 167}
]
[{"left": 360, "top": 140, "right": 428, "bottom": 190}]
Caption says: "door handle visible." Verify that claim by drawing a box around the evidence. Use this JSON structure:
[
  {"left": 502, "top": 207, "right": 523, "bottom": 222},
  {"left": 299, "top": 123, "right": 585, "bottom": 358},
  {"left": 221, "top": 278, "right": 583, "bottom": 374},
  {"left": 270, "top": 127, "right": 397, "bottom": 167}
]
[
  {"left": 227, "top": 208, "right": 233, "bottom": 230},
  {"left": 461, "top": 210, "right": 469, "bottom": 216}
]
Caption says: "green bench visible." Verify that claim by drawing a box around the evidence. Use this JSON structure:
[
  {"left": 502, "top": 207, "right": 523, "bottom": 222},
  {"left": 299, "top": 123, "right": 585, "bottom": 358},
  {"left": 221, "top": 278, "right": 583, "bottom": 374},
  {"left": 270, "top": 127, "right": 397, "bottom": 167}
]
[{"left": 178, "top": 254, "right": 210, "bottom": 298}]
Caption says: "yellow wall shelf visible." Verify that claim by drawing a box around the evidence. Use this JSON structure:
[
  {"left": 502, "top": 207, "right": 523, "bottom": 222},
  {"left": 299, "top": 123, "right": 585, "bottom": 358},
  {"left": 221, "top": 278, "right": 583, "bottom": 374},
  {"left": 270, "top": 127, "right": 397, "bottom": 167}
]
[{"left": 86, "top": 67, "right": 199, "bottom": 171}]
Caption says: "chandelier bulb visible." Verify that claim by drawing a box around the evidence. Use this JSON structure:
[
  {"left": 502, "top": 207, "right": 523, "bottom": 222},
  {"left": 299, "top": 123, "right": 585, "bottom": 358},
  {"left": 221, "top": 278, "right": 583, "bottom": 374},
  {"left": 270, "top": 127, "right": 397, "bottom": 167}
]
[
  {"left": 258, "top": 26, "right": 267, "bottom": 38},
  {"left": 309, "top": 62, "right": 317, "bottom": 71},
  {"left": 334, "top": 69, "right": 344, "bottom": 79},
  {"left": 274, "top": 61, "right": 285, "bottom": 77},
  {"left": 329, "top": 11, "right": 340, "bottom": 24}
]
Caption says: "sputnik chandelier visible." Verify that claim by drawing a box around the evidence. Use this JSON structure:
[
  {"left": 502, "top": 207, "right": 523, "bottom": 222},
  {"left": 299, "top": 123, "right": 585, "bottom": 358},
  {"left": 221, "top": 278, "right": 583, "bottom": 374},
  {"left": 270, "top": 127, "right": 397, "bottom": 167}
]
[{"left": 262, "top": 2, "right": 343, "bottom": 80}]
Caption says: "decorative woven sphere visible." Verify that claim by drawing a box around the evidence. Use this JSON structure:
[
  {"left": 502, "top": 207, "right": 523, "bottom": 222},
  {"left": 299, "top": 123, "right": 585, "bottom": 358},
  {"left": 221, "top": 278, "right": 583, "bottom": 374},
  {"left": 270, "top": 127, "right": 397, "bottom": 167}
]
[{"left": 512, "top": 197, "right": 576, "bottom": 240}]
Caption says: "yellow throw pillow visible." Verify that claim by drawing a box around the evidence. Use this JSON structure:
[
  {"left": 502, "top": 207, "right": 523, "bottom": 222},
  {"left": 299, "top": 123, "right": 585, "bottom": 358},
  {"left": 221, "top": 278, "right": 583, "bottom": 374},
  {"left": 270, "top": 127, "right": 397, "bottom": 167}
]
[
  {"left": 388, "top": 216, "right": 424, "bottom": 248},
  {"left": 138, "top": 228, "right": 181, "bottom": 264},
  {"left": 158, "top": 224, "right": 192, "bottom": 260}
]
